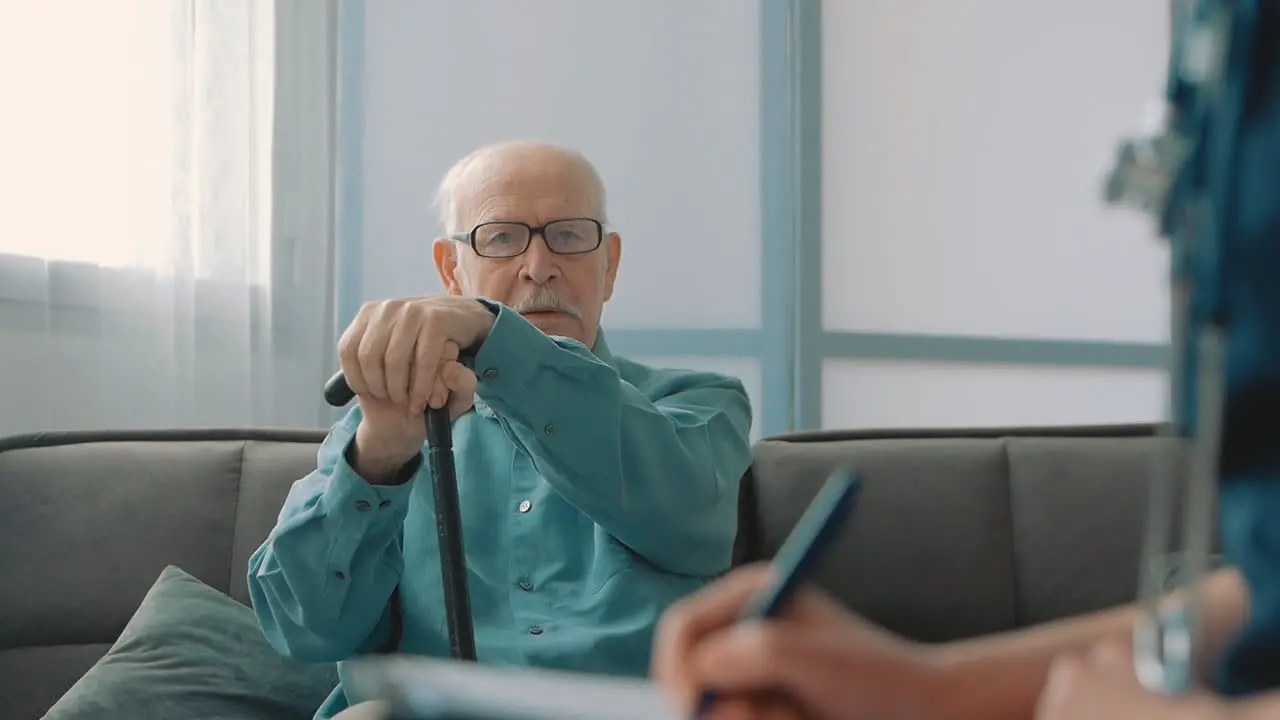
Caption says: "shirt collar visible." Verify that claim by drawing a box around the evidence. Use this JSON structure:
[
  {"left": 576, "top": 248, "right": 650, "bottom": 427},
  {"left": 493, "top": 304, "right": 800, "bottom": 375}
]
[{"left": 590, "top": 329, "right": 619, "bottom": 371}]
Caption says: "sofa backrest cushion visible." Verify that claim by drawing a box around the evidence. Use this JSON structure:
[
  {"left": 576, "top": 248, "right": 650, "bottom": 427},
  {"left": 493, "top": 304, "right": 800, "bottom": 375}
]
[
  {"left": 745, "top": 425, "right": 1199, "bottom": 643},
  {"left": 0, "top": 430, "right": 325, "bottom": 720}
]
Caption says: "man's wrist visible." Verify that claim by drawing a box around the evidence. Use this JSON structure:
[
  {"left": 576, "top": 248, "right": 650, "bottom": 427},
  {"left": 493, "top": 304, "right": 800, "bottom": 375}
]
[
  {"left": 349, "top": 428, "right": 420, "bottom": 486},
  {"left": 468, "top": 297, "right": 500, "bottom": 347}
]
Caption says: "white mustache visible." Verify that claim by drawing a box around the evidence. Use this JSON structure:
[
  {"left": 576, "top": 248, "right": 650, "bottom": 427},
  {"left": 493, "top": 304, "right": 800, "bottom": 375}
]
[{"left": 510, "top": 286, "right": 581, "bottom": 318}]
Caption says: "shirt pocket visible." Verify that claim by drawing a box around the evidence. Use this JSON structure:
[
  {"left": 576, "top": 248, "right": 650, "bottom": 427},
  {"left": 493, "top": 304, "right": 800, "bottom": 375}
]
[
  {"left": 587, "top": 536, "right": 639, "bottom": 597},
  {"left": 545, "top": 532, "right": 636, "bottom": 611}
]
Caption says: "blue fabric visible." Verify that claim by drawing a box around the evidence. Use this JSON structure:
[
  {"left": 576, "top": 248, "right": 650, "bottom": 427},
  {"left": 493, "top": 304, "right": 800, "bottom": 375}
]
[
  {"left": 246, "top": 305, "right": 754, "bottom": 718},
  {"left": 1198, "top": 0, "right": 1280, "bottom": 696}
]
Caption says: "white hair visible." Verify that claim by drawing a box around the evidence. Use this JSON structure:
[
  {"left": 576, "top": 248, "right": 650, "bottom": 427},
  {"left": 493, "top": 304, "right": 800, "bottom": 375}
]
[{"left": 434, "top": 140, "right": 609, "bottom": 236}]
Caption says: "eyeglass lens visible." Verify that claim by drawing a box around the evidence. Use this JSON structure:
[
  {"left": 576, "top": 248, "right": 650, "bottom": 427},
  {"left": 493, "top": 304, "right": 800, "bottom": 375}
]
[{"left": 472, "top": 219, "right": 600, "bottom": 257}]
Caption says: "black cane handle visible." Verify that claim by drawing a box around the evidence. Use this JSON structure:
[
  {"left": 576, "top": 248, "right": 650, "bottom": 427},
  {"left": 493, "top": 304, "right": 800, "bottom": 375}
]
[{"left": 323, "top": 371, "right": 357, "bottom": 408}]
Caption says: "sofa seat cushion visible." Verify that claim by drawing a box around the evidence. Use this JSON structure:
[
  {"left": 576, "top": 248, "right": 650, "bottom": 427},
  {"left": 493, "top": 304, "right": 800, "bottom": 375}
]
[{"left": 43, "top": 566, "right": 338, "bottom": 720}]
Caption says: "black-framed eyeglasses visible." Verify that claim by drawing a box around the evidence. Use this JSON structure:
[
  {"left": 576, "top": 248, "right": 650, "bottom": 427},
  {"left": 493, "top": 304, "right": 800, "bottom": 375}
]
[{"left": 452, "top": 218, "right": 603, "bottom": 259}]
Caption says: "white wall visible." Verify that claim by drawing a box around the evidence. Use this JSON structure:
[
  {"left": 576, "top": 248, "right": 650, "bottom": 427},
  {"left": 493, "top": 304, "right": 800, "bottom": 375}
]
[
  {"left": 822, "top": 360, "right": 1166, "bottom": 429},
  {"left": 819, "top": 0, "right": 1173, "bottom": 429},
  {"left": 358, "top": 0, "right": 761, "bottom": 330},
  {"left": 356, "top": 0, "right": 765, "bottom": 435}
]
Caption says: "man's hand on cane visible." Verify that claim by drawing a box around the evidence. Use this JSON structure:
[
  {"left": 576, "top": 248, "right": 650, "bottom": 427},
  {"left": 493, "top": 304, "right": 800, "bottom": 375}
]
[{"left": 337, "top": 295, "right": 493, "bottom": 482}]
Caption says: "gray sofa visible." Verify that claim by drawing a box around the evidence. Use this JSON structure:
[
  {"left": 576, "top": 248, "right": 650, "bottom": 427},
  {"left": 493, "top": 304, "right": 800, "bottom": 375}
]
[{"left": 1, "top": 424, "right": 1173, "bottom": 718}]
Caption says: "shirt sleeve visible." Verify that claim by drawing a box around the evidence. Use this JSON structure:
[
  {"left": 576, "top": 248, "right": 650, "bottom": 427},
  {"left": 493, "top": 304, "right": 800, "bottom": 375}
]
[
  {"left": 472, "top": 304, "right": 754, "bottom": 578},
  {"left": 246, "top": 406, "right": 421, "bottom": 662}
]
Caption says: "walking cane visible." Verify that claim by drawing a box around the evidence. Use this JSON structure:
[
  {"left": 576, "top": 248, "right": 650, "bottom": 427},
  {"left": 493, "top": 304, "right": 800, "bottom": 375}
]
[{"left": 323, "top": 370, "right": 478, "bottom": 662}]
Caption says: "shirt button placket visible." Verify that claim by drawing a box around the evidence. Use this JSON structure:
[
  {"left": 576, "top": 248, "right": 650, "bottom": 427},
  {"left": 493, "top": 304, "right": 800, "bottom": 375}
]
[
  {"left": 514, "top": 501, "right": 534, "bottom": 600},
  {"left": 511, "top": 449, "right": 539, "bottom": 630}
]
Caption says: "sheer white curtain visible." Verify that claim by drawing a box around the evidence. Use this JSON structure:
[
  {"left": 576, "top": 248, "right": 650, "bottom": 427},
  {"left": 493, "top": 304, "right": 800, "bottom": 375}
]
[{"left": 0, "top": 0, "right": 337, "bottom": 435}]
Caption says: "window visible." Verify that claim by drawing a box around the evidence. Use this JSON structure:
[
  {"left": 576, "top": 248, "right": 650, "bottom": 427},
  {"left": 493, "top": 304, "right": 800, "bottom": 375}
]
[
  {"left": 0, "top": 1, "right": 170, "bottom": 268},
  {"left": 0, "top": 0, "right": 274, "bottom": 281}
]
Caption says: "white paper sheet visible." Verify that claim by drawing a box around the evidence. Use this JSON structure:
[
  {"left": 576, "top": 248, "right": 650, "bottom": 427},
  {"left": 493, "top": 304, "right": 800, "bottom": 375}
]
[{"left": 344, "top": 656, "right": 681, "bottom": 720}]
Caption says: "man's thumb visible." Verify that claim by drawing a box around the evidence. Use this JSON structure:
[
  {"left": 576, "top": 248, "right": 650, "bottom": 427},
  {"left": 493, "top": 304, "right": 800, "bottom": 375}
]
[{"left": 442, "top": 361, "right": 476, "bottom": 417}]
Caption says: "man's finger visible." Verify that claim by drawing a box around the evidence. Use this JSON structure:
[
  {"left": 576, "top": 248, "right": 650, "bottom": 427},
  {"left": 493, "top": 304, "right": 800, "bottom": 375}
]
[
  {"left": 359, "top": 303, "right": 398, "bottom": 399},
  {"left": 428, "top": 374, "right": 448, "bottom": 412},
  {"left": 428, "top": 355, "right": 470, "bottom": 412},
  {"left": 439, "top": 361, "right": 473, "bottom": 391},
  {"left": 383, "top": 310, "right": 418, "bottom": 406},
  {"left": 408, "top": 333, "right": 435, "bottom": 413},
  {"left": 441, "top": 340, "right": 460, "bottom": 363},
  {"left": 441, "top": 361, "right": 477, "bottom": 419},
  {"left": 413, "top": 319, "right": 446, "bottom": 410},
  {"left": 418, "top": 341, "right": 460, "bottom": 412},
  {"left": 338, "top": 308, "right": 373, "bottom": 397}
]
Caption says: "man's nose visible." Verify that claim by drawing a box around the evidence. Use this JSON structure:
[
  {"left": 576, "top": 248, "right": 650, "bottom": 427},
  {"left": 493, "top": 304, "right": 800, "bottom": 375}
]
[{"left": 520, "top": 232, "right": 560, "bottom": 284}]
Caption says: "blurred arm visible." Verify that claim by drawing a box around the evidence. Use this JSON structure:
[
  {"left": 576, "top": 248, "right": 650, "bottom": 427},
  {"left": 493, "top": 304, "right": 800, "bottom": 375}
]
[{"left": 929, "top": 567, "right": 1249, "bottom": 718}]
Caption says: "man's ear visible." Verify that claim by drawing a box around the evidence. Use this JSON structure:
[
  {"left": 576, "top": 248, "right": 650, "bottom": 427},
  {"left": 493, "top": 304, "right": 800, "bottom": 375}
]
[
  {"left": 602, "top": 231, "right": 622, "bottom": 302},
  {"left": 433, "top": 238, "right": 465, "bottom": 295}
]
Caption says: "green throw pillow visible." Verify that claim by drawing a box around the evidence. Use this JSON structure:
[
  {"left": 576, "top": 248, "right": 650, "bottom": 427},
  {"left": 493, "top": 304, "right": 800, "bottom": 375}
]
[{"left": 43, "top": 565, "right": 337, "bottom": 720}]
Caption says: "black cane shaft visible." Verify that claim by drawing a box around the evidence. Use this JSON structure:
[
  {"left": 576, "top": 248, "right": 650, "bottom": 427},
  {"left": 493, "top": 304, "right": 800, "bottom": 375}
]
[
  {"left": 323, "top": 370, "right": 477, "bottom": 661},
  {"left": 426, "top": 405, "right": 477, "bottom": 662}
]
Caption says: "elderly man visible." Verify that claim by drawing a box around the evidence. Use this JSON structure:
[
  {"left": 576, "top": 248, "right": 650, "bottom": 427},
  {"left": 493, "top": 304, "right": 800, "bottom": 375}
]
[{"left": 247, "top": 140, "right": 754, "bottom": 719}]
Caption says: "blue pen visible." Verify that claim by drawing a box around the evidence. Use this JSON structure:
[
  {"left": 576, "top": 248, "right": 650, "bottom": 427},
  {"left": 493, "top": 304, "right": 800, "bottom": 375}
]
[{"left": 694, "top": 467, "right": 863, "bottom": 717}]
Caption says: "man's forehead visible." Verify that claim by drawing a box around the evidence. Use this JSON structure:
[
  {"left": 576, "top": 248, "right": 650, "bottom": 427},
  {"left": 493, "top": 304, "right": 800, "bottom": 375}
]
[{"left": 454, "top": 148, "right": 602, "bottom": 223}]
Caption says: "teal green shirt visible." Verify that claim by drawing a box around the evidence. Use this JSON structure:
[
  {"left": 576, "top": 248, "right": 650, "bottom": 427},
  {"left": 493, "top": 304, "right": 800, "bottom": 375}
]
[{"left": 246, "top": 304, "right": 754, "bottom": 718}]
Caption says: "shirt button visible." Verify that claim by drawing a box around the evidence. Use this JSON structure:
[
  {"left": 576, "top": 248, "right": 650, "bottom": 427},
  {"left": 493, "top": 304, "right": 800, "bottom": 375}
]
[
  {"left": 518, "top": 499, "right": 532, "bottom": 513},
  {"left": 482, "top": 367, "right": 498, "bottom": 380},
  {"left": 519, "top": 579, "right": 533, "bottom": 591},
  {"left": 543, "top": 424, "right": 554, "bottom": 436},
  {"left": 528, "top": 626, "right": 544, "bottom": 636},
  {"left": 334, "top": 571, "right": 346, "bottom": 580},
  {"left": 355, "top": 500, "right": 371, "bottom": 511}
]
